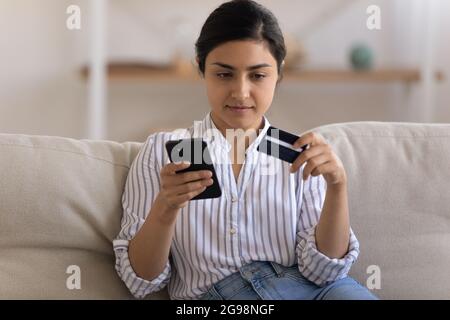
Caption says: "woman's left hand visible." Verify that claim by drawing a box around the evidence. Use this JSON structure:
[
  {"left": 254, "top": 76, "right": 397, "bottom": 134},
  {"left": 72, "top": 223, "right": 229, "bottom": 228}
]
[{"left": 290, "top": 132, "right": 347, "bottom": 186}]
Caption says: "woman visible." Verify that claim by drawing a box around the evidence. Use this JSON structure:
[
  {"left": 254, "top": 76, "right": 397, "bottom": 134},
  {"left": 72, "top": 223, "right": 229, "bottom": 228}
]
[{"left": 113, "top": 0, "right": 377, "bottom": 300}]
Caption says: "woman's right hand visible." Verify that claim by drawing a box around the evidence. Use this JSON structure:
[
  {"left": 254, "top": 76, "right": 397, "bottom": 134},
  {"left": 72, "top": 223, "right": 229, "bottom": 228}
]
[{"left": 156, "top": 162, "right": 214, "bottom": 213}]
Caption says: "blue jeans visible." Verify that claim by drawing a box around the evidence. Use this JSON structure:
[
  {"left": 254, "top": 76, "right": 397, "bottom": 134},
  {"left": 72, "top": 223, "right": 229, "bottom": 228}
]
[{"left": 199, "top": 261, "right": 378, "bottom": 300}]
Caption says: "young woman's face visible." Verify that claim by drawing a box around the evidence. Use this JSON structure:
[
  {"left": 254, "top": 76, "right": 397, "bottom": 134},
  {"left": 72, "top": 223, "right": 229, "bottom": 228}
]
[{"left": 203, "top": 40, "right": 279, "bottom": 133}]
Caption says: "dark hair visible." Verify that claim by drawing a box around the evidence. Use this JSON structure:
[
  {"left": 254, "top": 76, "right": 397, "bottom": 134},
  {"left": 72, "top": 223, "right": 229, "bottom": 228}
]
[{"left": 195, "top": 0, "right": 286, "bottom": 81}]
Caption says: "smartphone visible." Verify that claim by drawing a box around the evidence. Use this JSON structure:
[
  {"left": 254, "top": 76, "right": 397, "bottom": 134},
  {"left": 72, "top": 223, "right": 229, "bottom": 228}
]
[{"left": 165, "top": 138, "right": 222, "bottom": 200}]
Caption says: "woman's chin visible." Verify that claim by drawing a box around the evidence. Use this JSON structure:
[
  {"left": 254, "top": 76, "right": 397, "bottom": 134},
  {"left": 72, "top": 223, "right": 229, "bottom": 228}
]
[
  {"left": 212, "top": 109, "right": 262, "bottom": 131},
  {"left": 224, "top": 116, "right": 259, "bottom": 131}
]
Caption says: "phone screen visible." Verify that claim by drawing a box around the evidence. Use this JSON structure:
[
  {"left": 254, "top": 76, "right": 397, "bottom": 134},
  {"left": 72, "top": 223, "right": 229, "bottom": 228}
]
[{"left": 165, "top": 138, "right": 222, "bottom": 200}]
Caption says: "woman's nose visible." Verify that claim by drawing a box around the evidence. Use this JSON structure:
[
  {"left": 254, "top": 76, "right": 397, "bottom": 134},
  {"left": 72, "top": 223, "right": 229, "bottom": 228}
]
[{"left": 231, "top": 78, "right": 250, "bottom": 100}]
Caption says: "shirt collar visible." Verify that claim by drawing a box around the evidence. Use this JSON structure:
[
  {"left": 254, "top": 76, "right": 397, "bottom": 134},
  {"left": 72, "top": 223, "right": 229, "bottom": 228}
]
[{"left": 195, "top": 111, "right": 271, "bottom": 154}]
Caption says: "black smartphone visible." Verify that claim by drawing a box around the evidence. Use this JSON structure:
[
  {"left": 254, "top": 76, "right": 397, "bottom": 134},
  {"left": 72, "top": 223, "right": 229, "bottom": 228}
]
[{"left": 165, "top": 138, "right": 222, "bottom": 200}]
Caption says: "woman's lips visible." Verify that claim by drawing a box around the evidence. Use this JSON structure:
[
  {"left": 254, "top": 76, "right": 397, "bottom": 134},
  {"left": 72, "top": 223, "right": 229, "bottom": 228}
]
[
  {"left": 226, "top": 105, "right": 253, "bottom": 112},
  {"left": 226, "top": 105, "right": 253, "bottom": 114}
]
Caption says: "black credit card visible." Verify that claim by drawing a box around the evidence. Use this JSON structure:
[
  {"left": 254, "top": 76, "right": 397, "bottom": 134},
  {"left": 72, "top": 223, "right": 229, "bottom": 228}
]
[{"left": 257, "top": 126, "right": 308, "bottom": 163}]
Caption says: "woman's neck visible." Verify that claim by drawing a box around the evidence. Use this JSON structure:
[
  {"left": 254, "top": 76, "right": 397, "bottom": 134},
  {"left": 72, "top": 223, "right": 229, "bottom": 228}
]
[{"left": 210, "top": 113, "right": 265, "bottom": 150}]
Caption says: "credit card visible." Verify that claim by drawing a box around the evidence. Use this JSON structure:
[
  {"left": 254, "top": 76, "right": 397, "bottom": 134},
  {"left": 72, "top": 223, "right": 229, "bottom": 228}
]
[{"left": 257, "top": 126, "right": 308, "bottom": 163}]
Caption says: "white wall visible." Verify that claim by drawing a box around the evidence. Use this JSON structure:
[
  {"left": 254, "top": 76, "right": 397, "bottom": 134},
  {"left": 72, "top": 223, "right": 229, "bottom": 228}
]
[
  {"left": 0, "top": 0, "right": 89, "bottom": 138},
  {"left": 434, "top": 0, "right": 450, "bottom": 123},
  {"left": 0, "top": 0, "right": 448, "bottom": 142}
]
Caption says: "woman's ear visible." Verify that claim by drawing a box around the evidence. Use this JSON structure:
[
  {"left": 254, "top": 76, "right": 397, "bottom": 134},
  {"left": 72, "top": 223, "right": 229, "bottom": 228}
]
[
  {"left": 195, "top": 57, "right": 204, "bottom": 79},
  {"left": 277, "top": 60, "right": 285, "bottom": 83}
]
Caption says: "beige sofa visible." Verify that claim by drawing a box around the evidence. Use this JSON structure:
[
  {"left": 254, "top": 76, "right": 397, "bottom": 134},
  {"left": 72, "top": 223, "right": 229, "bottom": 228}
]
[{"left": 1, "top": 122, "right": 449, "bottom": 299}]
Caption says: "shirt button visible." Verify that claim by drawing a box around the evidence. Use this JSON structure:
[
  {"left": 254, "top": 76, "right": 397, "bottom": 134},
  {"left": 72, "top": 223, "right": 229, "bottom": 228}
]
[
  {"left": 230, "top": 228, "right": 237, "bottom": 235},
  {"left": 231, "top": 196, "right": 238, "bottom": 202}
]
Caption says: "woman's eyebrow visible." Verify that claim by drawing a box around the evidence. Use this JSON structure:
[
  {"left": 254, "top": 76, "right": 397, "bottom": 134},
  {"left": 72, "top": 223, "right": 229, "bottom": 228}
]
[{"left": 211, "top": 62, "right": 272, "bottom": 70}]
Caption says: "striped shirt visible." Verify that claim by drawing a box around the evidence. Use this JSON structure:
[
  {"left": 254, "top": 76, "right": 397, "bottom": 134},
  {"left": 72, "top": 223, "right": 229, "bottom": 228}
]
[{"left": 113, "top": 112, "right": 359, "bottom": 300}]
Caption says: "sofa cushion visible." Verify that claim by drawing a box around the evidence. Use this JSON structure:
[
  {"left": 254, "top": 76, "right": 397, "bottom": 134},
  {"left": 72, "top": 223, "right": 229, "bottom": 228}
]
[
  {"left": 0, "top": 133, "right": 148, "bottom": 299},
  {"left": 315, "top": 122, "right": 450, "bottom": 299}
]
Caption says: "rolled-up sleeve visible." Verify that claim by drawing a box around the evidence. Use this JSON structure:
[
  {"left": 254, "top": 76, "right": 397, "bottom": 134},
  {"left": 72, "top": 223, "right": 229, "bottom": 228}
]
[
  {"left": 113, "top": 239, "right": 171, "bottom": 298},
  {"left": 113, "top": 133, "right": 171, "bottom": 298},
  {"left": 295, "top": 173, "right": 360, "bottom": 287}
]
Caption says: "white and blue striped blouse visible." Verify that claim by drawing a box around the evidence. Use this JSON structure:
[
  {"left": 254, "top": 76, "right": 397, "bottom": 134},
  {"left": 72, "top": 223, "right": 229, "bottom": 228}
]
[{"left": 113, "top": 112, "right": 359, "bottom": 300}]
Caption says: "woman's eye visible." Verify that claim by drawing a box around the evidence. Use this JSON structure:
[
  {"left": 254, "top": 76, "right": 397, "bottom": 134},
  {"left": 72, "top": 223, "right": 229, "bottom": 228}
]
[
  {"left": 216, "top": 73, "right": 232, "bottom": 79},
  {"left": 252, "top": 74, "right": 266, "bottom": 80}
]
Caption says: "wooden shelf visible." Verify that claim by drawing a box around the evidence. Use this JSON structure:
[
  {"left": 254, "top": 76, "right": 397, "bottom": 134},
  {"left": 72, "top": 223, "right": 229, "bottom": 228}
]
[
  {"left": 80, "top": 62, "right": 198, "bottom": 82},
  {"left": 80, "top": 63, "right": 444, "bottom": 83},
  {"left": 284, "top": 69, "right": 444, "bottom": 83}
]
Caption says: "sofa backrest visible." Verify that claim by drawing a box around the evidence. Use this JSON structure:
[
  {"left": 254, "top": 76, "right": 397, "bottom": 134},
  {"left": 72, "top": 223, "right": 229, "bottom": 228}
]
[
  {"left": 0, "top": 133, "right": 142, "bottom": 299},
  {"left": 316, "top": 122, "right": 450, "bottom": 299},
  {"left": 1, "top": 122, "right": 449, "bottom": 299}
]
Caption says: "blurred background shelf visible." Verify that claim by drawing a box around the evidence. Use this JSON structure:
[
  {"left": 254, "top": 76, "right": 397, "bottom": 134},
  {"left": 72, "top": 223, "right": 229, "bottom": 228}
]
[
  {"left": 284, "top": 69, "right": 444, "bottom": 83},
  {"left": 80, "top": 63, "right": 444, "bottom": 83},
  {"left": 4, "top": 1, "right": 450, "bottom": 142}
]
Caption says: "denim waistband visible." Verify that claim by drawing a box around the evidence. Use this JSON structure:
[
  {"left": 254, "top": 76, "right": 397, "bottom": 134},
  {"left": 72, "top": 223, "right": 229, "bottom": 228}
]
[
  {"left": 218, "top": 261, "right": 283, "bottom": 290},
  {"left": 202, "top": 261, "right": 291, "bottom": 299}
]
